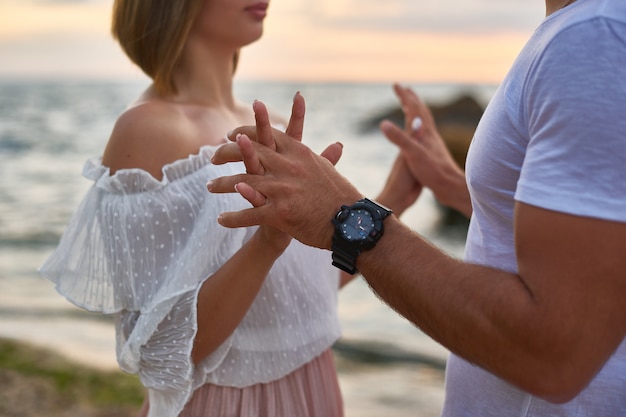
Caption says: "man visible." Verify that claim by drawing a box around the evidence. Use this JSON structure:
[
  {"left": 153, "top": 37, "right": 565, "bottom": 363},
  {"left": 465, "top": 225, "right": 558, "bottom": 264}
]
[{"left": 208, "top": 0, "right": 626, "bottom": 415}]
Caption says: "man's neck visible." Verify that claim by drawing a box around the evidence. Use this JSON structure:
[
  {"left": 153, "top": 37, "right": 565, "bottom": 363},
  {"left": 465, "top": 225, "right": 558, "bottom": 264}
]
[{"left": 546, "top": 0, "right": 577, "bottom": 16}]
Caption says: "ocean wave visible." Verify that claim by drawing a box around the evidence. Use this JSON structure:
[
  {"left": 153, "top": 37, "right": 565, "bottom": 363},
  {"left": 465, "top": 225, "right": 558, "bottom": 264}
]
[
  {"left": 334, "top": 339, "right": 446, "bottom": 370},
  {"left": 0, "top": 231, "right": 61, "bottom": 247},
  {"left": 0, "top": 133, "right": 33, "bottom": 152},
  {"left": 0, "top": 306, "right": 113, "bottom": 323},
  {"left": 0, "top": 305, "right": 446, "bottom": 370}
]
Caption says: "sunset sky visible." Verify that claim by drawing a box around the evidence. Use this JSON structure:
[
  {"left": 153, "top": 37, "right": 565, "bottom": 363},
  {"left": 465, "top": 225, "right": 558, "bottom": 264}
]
[{"left": 0, "top": 0, "right": 547, "bottom": 84}]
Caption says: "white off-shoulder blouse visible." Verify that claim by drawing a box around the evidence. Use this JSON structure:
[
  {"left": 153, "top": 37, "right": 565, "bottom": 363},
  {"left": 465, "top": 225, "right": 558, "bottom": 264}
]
[{"left": 39, "top": 144, "right": 342, "bottom": 417}]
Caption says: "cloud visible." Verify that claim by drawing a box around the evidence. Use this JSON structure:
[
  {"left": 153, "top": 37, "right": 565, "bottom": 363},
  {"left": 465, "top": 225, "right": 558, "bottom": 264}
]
[
  {"left": 31, "top": 0, "right": 101, "bottom": 3},
  {"left": 0, "top": 0, "right": 545, "bottom": 82},
  {"left": 0, "top": 31, "right": 138, "bottom": 79},
  {"left": 303, "top": 0, "right": 545, "bottom": 34}
]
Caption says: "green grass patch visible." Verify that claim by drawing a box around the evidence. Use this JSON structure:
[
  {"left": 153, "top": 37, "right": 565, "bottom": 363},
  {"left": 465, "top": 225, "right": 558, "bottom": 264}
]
[{"left": 0, "top": 337, "right": 144, "bottom": 410}]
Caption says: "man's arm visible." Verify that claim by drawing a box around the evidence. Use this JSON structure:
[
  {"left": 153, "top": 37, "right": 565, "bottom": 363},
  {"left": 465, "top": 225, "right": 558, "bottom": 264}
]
[
  {"left": 358, "top": 204, "right": 626, "bottom": 402},
  {"left": 208, "top": 102, "right": 626, "bottom": 403}
]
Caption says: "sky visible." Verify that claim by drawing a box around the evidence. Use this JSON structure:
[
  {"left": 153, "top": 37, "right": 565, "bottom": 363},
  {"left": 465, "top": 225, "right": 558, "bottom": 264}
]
[{"left": 0, "top": 0, "right": 547, "bottom": 84}]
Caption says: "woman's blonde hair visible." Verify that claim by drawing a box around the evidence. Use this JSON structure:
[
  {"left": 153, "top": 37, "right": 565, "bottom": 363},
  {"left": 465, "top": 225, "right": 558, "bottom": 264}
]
[{"left": 111, "top": 0, "right": 206, "bottom": 95}]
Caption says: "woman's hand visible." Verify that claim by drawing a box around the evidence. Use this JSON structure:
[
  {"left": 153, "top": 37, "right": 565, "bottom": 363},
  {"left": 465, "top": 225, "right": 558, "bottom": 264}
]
[
  {"left": 376, "top": 84, "right": 427, "bottom": 215},
  {"left": 376, "top": 154, "right": 423, "bottom": 216},
  {"left": 381, "top": 84, "right": 472, "bottom": 218}
]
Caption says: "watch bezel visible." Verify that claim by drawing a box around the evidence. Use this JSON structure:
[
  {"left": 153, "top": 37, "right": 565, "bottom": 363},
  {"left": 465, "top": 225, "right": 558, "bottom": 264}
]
[
  {"left": 332, "top": 199, "right": 390, "bottom": 250},
  {"left": 334, "top": 206, "right": 382, "bottom": 249},
  {"left": 330, "top": 198, "right": 392, "bottom": 275}
]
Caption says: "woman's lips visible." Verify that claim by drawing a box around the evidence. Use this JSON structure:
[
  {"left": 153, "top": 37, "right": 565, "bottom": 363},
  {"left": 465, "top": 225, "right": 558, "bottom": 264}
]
[{"left": 245, "top": 3, "right": 268, "bottom": 20}]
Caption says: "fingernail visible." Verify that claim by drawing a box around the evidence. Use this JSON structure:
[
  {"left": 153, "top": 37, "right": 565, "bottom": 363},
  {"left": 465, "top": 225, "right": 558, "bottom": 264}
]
[
  {"left": 226, "top": 130, "right": 234, "bottom": 139},
  {"left": 206, "top": 180, "right": 213, "bottom": 190},
  {"left": 411, "top": 117, "right": 423, "bottom": 131},
  {"left": 293, "top": 91, "right": 301, "bottom": 101}
]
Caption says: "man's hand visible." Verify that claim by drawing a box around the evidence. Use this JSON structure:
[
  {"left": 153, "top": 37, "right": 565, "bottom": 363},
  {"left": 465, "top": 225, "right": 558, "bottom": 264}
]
[{"left": 208, "top": 95, "right": 361, "bottom": 249}]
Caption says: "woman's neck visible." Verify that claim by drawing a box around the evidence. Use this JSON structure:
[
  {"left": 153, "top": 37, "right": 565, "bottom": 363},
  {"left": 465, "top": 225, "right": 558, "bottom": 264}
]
[{"left": 171, "top": 41, "right": 238, "bottom": 108}]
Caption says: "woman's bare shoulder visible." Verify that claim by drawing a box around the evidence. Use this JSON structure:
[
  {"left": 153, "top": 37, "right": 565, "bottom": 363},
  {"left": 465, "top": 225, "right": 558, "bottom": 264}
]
[{"left": 102, "top": 100, "right": 195, "bottom": 179}]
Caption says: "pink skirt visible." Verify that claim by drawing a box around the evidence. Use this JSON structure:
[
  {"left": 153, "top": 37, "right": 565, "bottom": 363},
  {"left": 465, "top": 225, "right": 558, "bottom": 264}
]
[{"left": 139, "top": 348, "right": 343, "bottom": 417}]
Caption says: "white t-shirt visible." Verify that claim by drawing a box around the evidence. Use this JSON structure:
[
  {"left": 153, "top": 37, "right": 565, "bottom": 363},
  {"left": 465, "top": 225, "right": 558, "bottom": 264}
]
[
  {"left": 40, "top": 144, "right": 342, "bottom": 417},
  {"left": 445, "top": 0, "right": 626, "bottom": 415}
]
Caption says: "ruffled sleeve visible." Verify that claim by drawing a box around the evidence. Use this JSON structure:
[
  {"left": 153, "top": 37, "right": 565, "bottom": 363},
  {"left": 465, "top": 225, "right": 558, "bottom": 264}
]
[{"left": 40, "top": 146, "right": 250, "bottom": 416}]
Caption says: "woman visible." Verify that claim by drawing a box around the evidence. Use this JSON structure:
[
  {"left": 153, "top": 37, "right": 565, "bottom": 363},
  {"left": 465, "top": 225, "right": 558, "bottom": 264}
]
[{"left": 40, "top": 0, "right": 349, "bottom": 416}]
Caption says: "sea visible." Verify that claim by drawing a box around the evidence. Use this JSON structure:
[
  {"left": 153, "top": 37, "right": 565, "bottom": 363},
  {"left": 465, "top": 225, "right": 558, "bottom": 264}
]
[{"left": 0, "top": 78, "right": 497, "bottom": 416}]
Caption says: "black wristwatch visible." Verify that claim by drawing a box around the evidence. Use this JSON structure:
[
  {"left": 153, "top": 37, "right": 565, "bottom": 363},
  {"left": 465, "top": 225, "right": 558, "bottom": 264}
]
[{"left": 331, "top": 198, "right": 392, "bottom": 274}]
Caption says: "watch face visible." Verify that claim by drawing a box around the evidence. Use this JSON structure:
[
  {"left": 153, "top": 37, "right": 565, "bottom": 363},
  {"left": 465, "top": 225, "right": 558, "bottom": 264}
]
[{"left": 340, "top": 209, "right": 375, "bottom": 241}]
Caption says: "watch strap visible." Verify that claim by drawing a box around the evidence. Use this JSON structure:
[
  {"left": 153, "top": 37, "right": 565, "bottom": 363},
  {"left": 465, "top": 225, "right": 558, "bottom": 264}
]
[{"left": 331, "top": 235, "right": 361, "bottom": 274}]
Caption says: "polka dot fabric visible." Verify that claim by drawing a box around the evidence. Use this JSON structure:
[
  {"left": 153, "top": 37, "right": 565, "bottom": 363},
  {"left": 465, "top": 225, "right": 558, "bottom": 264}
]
[{"left": 40, "top": 144, "right": 342, "bottom": 417}]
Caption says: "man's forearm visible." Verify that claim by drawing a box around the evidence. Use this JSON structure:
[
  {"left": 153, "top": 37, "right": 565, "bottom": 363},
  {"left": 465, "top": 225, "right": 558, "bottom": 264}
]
[{"left": 357, "top": 216, "right": 579, "bottom": 402}]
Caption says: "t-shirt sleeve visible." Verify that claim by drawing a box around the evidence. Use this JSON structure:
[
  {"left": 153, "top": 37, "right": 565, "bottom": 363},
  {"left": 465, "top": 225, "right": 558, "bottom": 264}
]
[{"left": 516, "top": 18, "right": 626, "bottom": 223}]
